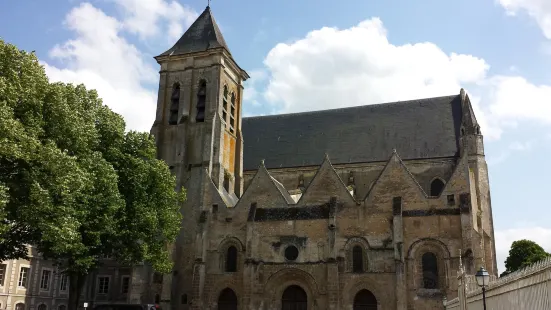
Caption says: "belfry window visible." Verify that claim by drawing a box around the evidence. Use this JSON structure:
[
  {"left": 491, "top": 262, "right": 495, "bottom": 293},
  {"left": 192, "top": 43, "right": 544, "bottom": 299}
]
[
  {"left": 229, "top": 93, "right": 236, "bottom": 134},
  {"left": 422, "top": 252, "right": 438, "bottom": 289},
  {"left": 169, "top": 83, "right": 180, "bottom": 125},
  {"left": 430, "top": 178, "right": 445, "bottom": 197},
  {"left": 352, "top": 246, "right": 363, "bottom": 273},
  {"left": 196, "top": 81, "right": 206, "bottom": 123},
  {"left": 222, "top": 85, "right": 228, "bottom": 126},
  {"left": 225, "top": 246, "right": 237, "bottom": 272}
]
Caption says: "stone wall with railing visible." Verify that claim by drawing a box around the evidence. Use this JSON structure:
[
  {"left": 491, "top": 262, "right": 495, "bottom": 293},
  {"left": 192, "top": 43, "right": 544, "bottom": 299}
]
[{"left": 445, "top": 257, "right": 551, "bottom": 310}]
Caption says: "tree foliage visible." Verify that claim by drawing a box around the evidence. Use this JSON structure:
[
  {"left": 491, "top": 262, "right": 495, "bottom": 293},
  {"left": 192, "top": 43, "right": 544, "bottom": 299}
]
[
  {"left": 501, "top": 239, "right": 550, "bottom": 277},
  {"left": 0, "top": 39, "right": 184, "bottom": 307}
]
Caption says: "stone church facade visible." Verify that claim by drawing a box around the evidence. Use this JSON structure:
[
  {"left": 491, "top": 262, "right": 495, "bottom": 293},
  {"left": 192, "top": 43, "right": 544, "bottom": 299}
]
[{"left": 149, "top": 5, "right": 498, "bottom": 310}]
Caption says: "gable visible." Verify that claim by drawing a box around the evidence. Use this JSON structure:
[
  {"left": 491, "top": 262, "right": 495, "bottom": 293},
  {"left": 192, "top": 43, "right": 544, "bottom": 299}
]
[{"left": 298, "top": 155, "right": 355, "bottom": 205}]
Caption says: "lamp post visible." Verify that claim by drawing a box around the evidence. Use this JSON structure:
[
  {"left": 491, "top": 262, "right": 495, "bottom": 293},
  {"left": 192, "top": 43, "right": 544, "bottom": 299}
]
[{"left": 475, "top": 266, "right": 490, "bottom": 310}]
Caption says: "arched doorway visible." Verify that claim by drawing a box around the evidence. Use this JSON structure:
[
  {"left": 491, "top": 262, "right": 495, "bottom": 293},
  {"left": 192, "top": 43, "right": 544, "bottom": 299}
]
[
  {"left": 218, "top": 288, "right": 237, "bottom": 310},
  {"left": 282, "top": 285, "right": 307, "bottom": 310},
  {"left": 353, "top": 289, "right": 377, "bottom": 310}
]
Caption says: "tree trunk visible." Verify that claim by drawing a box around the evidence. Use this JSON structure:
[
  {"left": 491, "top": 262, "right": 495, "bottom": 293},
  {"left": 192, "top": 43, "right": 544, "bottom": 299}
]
[{"left": 69, "top": 273, "right": 87, "bottom": 310}]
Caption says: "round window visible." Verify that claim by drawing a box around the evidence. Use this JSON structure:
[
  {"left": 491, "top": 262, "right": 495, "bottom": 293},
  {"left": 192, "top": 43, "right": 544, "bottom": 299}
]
[{"left": 284, "top": 245, "right": 299, "bottom": 261}]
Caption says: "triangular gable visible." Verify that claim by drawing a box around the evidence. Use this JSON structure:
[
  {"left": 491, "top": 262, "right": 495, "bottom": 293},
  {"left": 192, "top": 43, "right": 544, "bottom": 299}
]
[
  {"left": 298, "top": 154, "right": 356, "bottom": 206},
  {"left": 441, "top": 152, "right": 470, "bottom": 194},
  {"left": 364, "top": 150, "right": 427, "bottom": 204},
  {"left": 235, "top": 160, "right": 294, "bottom": 209}
]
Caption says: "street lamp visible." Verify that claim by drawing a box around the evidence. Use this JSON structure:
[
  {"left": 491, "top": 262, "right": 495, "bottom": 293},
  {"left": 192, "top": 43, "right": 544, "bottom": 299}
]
[{"left": 475, "top": 266, "right": 490, "bottom": 310}]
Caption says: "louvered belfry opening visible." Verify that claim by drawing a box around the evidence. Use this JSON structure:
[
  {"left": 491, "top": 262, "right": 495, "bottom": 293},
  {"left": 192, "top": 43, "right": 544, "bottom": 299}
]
[
  {"left": 169, "top": 83, "right": 180, "bottom": 125},
  {"left": 196, "top": 81, "right": 206, "bottom": 122}
]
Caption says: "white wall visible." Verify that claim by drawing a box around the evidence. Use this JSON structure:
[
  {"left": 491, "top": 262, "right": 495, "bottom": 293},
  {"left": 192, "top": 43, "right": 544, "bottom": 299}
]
[{"left": 446, "top": 257, "right": 551, "bottom": 310}]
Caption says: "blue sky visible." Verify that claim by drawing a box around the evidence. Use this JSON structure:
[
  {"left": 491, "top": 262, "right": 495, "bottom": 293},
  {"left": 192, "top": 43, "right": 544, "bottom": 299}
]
[{"left": 1, "top": 0, "right": 551, "bottom": 273}]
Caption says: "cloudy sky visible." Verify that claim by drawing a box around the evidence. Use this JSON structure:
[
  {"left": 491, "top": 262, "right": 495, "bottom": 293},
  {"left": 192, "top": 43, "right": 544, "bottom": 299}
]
[{"left": 1, "top": 0, "right": 551, "bottom": 273}]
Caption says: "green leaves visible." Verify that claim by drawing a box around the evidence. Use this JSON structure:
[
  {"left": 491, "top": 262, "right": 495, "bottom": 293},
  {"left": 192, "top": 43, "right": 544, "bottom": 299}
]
[
  {"left": 502, "top": 239, "right": 551, "bottom": 277},
  {"left": 0, "top": 39, "right": 184, "bottom": 276}
]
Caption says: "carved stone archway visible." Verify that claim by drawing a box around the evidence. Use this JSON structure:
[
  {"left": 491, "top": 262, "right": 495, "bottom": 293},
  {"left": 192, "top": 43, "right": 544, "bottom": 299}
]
[
  {"left": 342, "top": 277, "right": 389, "bottom": 310},
  {"left": 262, "top": 268, "right": 321, "bottom": 310}
]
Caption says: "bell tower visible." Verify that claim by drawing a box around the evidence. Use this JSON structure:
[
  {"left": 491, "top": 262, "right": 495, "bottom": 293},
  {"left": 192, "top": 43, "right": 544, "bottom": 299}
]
[
  {"left": 151, "top": 5, "right": 249, "bottom": 197},
  {"left": 150, "top": 5, "right": 248, "bottom": 310}
]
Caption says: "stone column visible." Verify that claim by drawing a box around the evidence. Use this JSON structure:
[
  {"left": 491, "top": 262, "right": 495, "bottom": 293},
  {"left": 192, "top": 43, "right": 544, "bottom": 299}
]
[
  {"left": 243, "top": 203, "right": 257, "bottom": 309},
  {"left": 327, "top": 197, "right": 340, "bottom": 310},
  {"left": 129, "top": 265, "right": 145, "bottom": 304},
  {"left": 189, "top": 262, "right": 205, "bottom": 310},
  {"left": 393, "top": 197, "right": 406, "bottom": 310}
]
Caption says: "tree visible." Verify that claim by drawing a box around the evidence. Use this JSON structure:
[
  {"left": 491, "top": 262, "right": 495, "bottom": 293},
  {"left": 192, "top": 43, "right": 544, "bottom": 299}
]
[
  {"left": 0, "top": 39, "right": 185, "bottom": 310},
  {"left": 501, "top": 239, "right": 550, "bottom": 277}
]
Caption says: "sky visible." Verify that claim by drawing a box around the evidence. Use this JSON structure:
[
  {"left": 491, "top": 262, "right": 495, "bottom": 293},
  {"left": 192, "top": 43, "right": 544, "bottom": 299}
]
[{"left": 1, "top": 0, "right": 551, "bottom": 274}]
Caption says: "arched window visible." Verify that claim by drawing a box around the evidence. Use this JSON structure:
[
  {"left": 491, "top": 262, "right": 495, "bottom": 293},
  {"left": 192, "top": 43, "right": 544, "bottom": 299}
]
[
  {"left": 430, "top": 178, "right": 445, "bottom": 197},
  {"left": 196, "top": 81, "right": 206, "bottom": 123},
  {"left": 422, "top": 252, "right": 438, "bottom": 289},
  {"left": 352, "top": 246, "right": 363, "bottom": 273},
  {"left": 229, "top": 93, "right": 236, "bottom": 134},
  {"left": 169, "top": 83, "right": 180, "bottom": 125},
  {"left": 181, "top": 294, "right": 188, "bottom": 304},
  {"left": 282, "top": 285, "right": 307, "bottom": 310},
  {"left": 225, "top": 246, "right": 237, "bottom": 272},
  {"left": 217, "top": 288, "right": 237, "bottom": 310},
  {"left": 353, "top": 289, "right": 377, "bottom": 310},
  {"left": 15, "top": 304, "right": 25, "bottom": 310},
  {"left": 221, "top": 85, "right": 228, "bottom": 126},
  {"left": 37, "top": 305, "right": 47, "bottom": 310}
]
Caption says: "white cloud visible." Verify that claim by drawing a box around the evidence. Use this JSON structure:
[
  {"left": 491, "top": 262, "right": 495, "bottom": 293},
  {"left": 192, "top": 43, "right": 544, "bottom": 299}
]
[
  {"left": 243, "top": 69, "right": 268, "bottom": 107},
  {"left": 495, "top": 226, "right": 551, "bottom": 274},
  {"left": 44, "top": 2, "right": 158, "bottom": 132},
  {"left": 112, "top": 0, "right": 198, "bottom": 42},
  {"left": 484, "top": 76, "right": 551, "bottom": 125},
  {"left": 262, "top": 18, "right": 490, "bottom": 114},
  {"left": 254, "top": 17, "right": 551, "bottom": 142},
  {"left": 487, "top": 139, "right": 536, "bottom": 165},
  {"left": 497, "top": 0, "right": 551, "bottom": 39}
]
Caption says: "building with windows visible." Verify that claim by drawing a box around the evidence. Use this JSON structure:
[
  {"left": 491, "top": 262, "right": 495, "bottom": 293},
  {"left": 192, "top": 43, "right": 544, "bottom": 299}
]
[
  {"left": 149, "top": 5, "right": 498, "bottom": 310},
  {"left": 0, "top": 248, "right": 154, "bottom": 310},
  {"left": 0, "top": 5, "right": 498, "bottom": 310}
]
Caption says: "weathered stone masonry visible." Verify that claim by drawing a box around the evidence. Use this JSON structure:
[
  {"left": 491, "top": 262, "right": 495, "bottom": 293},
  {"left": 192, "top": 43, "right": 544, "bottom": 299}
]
[{"left": 148, "top": 5, "right": 498, "bottom": 310}]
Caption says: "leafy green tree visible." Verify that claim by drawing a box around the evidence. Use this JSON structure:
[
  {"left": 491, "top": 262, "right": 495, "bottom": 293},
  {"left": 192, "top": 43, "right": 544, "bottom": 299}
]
[
  {"left": 0, "top": 39, "right": 184, "bottom": 310},
  {"left": 501, "top": 239, "right": 550, "bottom": 277}
]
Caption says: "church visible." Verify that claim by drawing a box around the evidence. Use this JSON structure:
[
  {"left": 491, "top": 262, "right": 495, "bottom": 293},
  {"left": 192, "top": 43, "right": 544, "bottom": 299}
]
[{"left": 150, "top": 5, "right": 498, "bottom": 310}]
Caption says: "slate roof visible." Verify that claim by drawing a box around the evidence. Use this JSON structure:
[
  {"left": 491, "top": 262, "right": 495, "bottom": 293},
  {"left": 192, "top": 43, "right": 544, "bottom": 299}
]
[
  {"left": 158, "top": 6, "right": 230, "bottom": 57},
  {"left": 242, "top": 95, "right": 463, "bottom": 170}
]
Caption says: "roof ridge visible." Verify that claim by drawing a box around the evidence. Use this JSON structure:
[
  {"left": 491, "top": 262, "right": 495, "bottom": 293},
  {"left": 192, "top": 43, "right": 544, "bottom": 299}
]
[{"left": 243, "top": 94, "right": 459, "bottom": 120}]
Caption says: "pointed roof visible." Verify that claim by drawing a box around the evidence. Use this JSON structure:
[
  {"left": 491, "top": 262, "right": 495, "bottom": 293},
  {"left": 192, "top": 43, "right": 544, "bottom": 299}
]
[
  {"left": 459, "top": 88, "right": 479, "bottom": 133},
  {"left": 158, "top": 6, "right": 230, "bottom": 57}
]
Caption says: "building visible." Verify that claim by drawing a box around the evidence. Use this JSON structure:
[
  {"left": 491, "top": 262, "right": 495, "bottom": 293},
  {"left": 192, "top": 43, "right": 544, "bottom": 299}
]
[
  {"left": 0, "top": 5, "right": 498, "bottom": 310},
  {"left": 0, "top": 249, "right": 151, "bottom": 310},
  {"left": 150, "top": 5, "right": 498, "bottom": 310}
]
